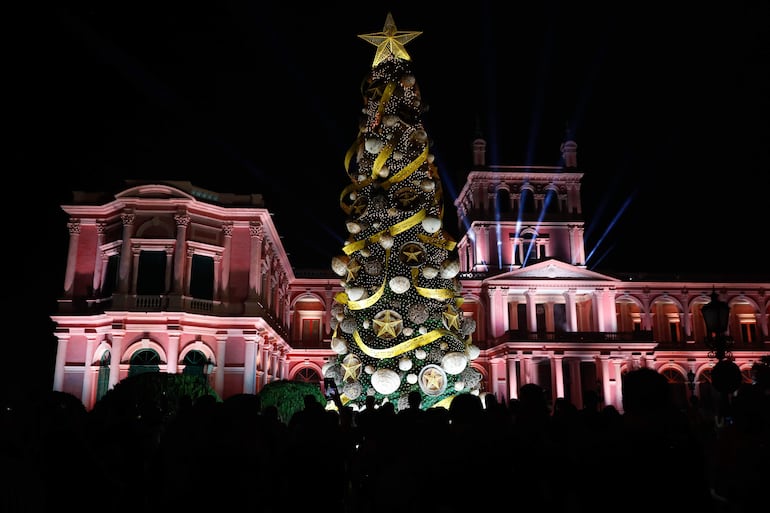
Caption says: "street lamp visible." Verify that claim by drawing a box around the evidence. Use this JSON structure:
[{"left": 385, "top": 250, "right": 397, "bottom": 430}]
[
  {"left": 701, "top": 288, "right": 732, "bottom": 361},
  {"left": 701, "top": 289, "right": 741, "bottom": 395},
  {"left": 687, "top": 369, "right": 696, "bottom": 397}
]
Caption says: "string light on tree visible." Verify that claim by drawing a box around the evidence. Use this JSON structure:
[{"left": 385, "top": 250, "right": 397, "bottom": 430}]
[{"left": 325, "top": 12, "right": 480, "bottom": 411}]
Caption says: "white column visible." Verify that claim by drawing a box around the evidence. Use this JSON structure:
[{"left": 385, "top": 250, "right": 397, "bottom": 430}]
[
  {"left": 164, "top": 246, "right": 173, "bottom": 294},
  {"left": 63, "top": 220, "right": 80, "bottom": 298},
  {"left": 243, "top": 334, "right": 258, "bottom": 394},
  {"left": 167, "top": 333, "right": 180, "bottom": 374},
  {"left": 109, "top": 332, "right": 125, "bottom": 389},
  {"left": 81, "top": 334, "right": 98, "bottom": 406},
  {"left": 221, "top": 223, "right": 233, "bottom": 301},
  {"left": 92, "top": 223, "right": 106, "bottom": 295},
  {"left": 215, "top": 334, "right": 227, "bottom": 395},
  {"left": 249, "top": 222, "right": 264, "bottom": 298},
  {"left": 52, "top": 333, "right": 70, "bottom": 392},
  {"left": 612, "top": 360, "right": 624, "bottom": 411},
  {"left": 488, "top": 287, "right": 503, "bottom": 338},
  {"left": 172, "top": 214, "right": 190, "bottom": 293},
  {"left": 526, "top": 288, "right": 538, "bottom": 333},
  {"left": 551, "top": 355, "right": 565, "bottom": 399},
  {"left": 118, "top": 213, "right": 135, "bottom": 293},
  {"left": 490, "top": 358, "right": 502, "bottom": 401},
  {"left": 213, "top": 254, "right": 222, "bottom": 302},
  {"left": 594, "top": 289, "right": 607, "bottom": 332},
  {"left": 506, "top": 356, "right": 518, "bottom": 400},
  {"left": 600, "top": 357, "right": 612, "bottom": 408},
  {"left": 184, "top": 247, "right": 194, "bottom": 296},
  {"left": 565, "top": 289, "right": 578, "bottom": 332}
]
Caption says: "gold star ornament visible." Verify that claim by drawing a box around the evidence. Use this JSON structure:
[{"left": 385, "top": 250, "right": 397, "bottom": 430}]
[
  {"left": 372, "top": 309, "right": 403, "bottom": 340},
  {"left": 358, "top": 12, "right": 422, "bottom": 68},
  {"left": 341, "top": 354, "right": 362, "bottom": 381}
]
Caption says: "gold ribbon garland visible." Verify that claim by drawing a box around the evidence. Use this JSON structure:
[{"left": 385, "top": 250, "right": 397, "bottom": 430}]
[
  {"left": 335, "top": 274, "right": 387, "bottom": 311},
  {"left": 353, "top": 327, "right": 454, "bottom": 359},
  {"left": 371, "top": 142, "right": 394, "bottom": 178},
  {"left": 381, "top": 145, "right": 429, "bottom": 189},
  {"left": 417, "top": 232, "right": 456, "bottom": 251},
  {"left": 411, "top": 268, "right": 455, "bottom": 300},
  {"left": 342, "top": 209, "right": 427, "bottom": 255}
]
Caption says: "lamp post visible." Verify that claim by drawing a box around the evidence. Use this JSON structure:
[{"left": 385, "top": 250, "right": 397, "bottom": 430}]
[
  {"left": 687, "top": 369, "right": 696, "bottom": 398},
  {"left": 701, "top": 289, "right": 741, "bottom": 396}
]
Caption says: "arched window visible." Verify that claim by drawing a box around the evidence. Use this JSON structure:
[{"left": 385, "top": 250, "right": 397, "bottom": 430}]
[
  {"left": 128, "top": 349, "right": 161, "bottom": 377},
  {"left": 96, "top": 351, "right": 111, "bottom": 402},
  {"left": 520, "top": 188, "right": 536, "bottom": 213},
  {"left": 182, "top": 350, "right": 210, "bottom": 376},
  {"left": 294, "top": 367, "right": 320, "bottom": 384},
  {"left": 495, "top": 189, "right": 511, "bottom": 213}
]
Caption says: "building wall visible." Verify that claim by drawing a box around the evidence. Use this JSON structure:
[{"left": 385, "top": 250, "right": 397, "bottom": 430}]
[{"left": 50, "top": 176, "right": 770, "bottom": 412}]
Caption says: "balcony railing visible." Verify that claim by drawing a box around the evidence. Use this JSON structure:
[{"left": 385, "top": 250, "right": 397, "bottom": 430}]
[{"left": 499, "top": 329, "right": 655, "bottom": 343}]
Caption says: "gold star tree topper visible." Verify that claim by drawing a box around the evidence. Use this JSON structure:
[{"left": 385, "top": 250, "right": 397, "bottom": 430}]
[{"left": 358, "top": 12, "right": 422, "bottom": 67}]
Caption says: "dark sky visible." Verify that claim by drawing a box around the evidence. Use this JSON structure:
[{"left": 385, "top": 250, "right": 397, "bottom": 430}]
[
  {"left": 18, "top": 1, "right": 769, "bottom": 276},
  {"left": 7, "top": 2, "right": 769, "bottom": 397}
]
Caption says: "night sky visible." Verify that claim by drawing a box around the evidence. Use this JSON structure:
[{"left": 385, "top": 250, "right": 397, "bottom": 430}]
[{"left": 8, "top": 2, "right": 769, "bottom": 398}]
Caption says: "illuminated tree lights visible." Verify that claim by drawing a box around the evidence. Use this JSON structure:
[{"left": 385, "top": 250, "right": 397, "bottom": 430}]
[{"left": 324, "top": 13, "right": 479, "bottom": 411}]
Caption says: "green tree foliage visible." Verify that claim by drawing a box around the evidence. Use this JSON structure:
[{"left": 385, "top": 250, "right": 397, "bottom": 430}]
[
  {"left": 91, "top": 372, "right": 219, "bottom": 420},
  {"left": 259, "top": 379, "right": 325, "bottom": 423}
]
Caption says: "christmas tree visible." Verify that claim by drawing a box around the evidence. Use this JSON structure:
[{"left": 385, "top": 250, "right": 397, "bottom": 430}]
[{"left": 324, "top": 13, "right": 480, "bottom": 411}]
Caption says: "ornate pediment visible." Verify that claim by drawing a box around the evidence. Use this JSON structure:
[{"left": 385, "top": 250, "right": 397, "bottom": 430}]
[
  {"left": 116, "top": 182, "right": 197, "bottom": 201},
  {"left": 486, "top": 259, "right": 619, "bottom": 282}
]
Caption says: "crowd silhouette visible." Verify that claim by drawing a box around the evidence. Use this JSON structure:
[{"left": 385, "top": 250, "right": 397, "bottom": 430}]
[{"left": 2, "top": 365, "right": 767, "bottom": 513}]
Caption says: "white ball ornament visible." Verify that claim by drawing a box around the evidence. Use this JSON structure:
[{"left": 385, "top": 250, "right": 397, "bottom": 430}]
[
  {"left": 407, "top": 373, "right": 418, "bottom": 384},
  {"left": 322, "top": 361, "right": 335, "bottom": 376},
  {"left": 415, "top": 348, "right": 427, "bottom": 359},
  {"left": 340, "top": 318, "right": 357, "bottom": 334},
  {"left": 365, "top": 138, "right": 384, "bottom": 154},
  {"left": 346, "top": 287, "right": 365, "bottom": 301},
  {"left": 422, "top": 266, "right": 438, "bottom": 279},
  {"left": 441, "top": 352, "right": 468, "bottom": 375},
  {"left": 398, "top": 358, "right": 413, "bottom": 371},
  {"left": 419, "top": 326, "right": 428, "bottom": 335},
  {"left": 466, "top": 344, "right": 481, "bottom": 360},
  {"left": 389, "top": 276, "right": 411, "bottom": 294},
  {"left": 419, "top": 179, "right": 435, "bottom": 192},
  {"left": 439, "top": 259, "right": 460, "bottom": 279},
  {"left": 365, "top": 365, "right": 375, "bottom": 375},
  {"left": 346, "top": 221, "right": 363, "bottom": 234},
  {"left": 454, "top": 381, "right": 465, "bottom": 391},
  {"left": 331, "top": 256, "right": 349, "bottom": 276},
  {"left": 331, "top": 337, "right": 348, "bottom": 354},
  {"left": 343, "top": 381, "right": 363, "bottom": 400},
  {"left": 379, "top": 233, "right": 394, "bottom": 249},
  {"left": 421, "top": 216, "right": 442, "bottom": 234},
  {"left": 371, "top": 368, "right": 401, "bottom": 395},
  {"left": 402, "top": 327, "right": 413, "bottom": 336}
]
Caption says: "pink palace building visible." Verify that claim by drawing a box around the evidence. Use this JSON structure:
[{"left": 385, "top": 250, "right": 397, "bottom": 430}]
[{"left": 50, "top": 137, "right": 769, "bottom": 413}]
